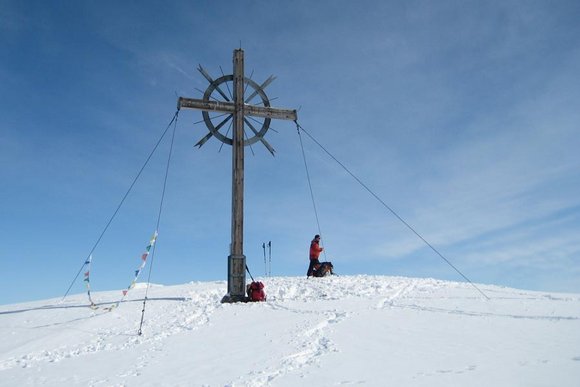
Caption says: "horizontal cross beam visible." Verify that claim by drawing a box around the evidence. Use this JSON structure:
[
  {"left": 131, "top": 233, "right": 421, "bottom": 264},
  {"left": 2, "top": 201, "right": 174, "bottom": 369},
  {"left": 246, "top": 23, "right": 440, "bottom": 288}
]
[{"left": 178, "top": 97, "right": 297, "bottom": 121}]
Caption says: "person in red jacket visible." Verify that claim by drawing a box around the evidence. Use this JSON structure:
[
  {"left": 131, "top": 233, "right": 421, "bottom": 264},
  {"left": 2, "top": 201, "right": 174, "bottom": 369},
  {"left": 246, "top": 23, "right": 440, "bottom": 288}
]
[{"left": 307, "top": 234, "right": 324, "bottom": 277}]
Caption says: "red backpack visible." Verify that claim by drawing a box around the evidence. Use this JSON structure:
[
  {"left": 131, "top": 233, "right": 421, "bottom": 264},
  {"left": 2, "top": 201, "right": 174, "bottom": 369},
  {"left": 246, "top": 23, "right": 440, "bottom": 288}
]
[{"left": 247, "top": 281, "right": 266, "bottom": 302}]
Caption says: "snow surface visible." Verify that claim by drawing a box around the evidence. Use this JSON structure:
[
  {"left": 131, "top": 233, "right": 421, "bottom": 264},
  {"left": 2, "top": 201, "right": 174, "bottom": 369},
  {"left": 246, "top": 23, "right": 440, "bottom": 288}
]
[{"left": 1, "top": 275, "right": 579, "bottom": 386}]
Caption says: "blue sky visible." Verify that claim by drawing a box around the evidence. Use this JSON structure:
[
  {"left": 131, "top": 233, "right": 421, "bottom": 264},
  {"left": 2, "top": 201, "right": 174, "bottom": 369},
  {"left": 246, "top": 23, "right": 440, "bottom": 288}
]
[{"left": 1, "top": 1, "right": 579, "bottom": 305}]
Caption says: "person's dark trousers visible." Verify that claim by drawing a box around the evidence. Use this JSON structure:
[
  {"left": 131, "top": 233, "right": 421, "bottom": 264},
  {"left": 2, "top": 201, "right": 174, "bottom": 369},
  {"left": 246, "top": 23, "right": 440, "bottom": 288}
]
[{"left": 307, "top": 259, "right": 320, "bottom": 277}]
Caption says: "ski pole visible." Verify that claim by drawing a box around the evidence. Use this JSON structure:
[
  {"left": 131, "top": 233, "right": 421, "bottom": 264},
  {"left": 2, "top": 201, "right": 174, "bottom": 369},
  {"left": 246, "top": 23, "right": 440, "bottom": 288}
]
[
  {"left": 268, "top": 241, "right": 272, "bottom": 277},
  {"left": 262, "top": 242, "right": 267, "bottom": 276},
  {"left": 245, "top": 264, "right": 255, "bottom": 283}
]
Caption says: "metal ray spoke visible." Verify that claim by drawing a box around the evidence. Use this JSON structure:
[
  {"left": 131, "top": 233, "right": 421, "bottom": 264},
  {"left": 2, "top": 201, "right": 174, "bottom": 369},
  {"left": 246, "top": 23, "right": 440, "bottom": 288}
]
[
  {"left": 195, "top": 114, "right": 233, "bottom": 148},
  {"left": 194, "top": 112, "right": 229, "bottom": 125},
  {"left": 198, "top": 65, "right": 231, "bottom": 102},
  {"left": 244, "top": 128, "right": 255, "bottom": 156},
  {"left": 244, "top": 117, "right": 275, "bottom": 156},
  {"left": 195, "top": 132, "right": 213, "bottom": 148},
  {"left": 246, "top": 115, "right": 278, "bottom": 133},
  {"left": 245, "top": 75, "right": 276, "bottom": 104},
  {"left": 219, "top": 120, "right": 233, "bottom": 153},
  {"left": 219, "top": 65, "right": 233, "bottom": 100}
]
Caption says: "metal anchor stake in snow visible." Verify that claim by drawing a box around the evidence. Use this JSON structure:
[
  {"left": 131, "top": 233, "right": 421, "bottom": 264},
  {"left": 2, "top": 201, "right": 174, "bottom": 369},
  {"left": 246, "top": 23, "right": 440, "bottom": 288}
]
[{"left": 178, "top": 49, "right": 297, "bottom": 302}]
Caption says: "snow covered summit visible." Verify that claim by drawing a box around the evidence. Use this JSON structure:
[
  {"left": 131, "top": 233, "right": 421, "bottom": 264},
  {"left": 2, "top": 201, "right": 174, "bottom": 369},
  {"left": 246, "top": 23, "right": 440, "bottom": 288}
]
[{"left": 1, "top": 275, "right": 579, "bottom": 386}]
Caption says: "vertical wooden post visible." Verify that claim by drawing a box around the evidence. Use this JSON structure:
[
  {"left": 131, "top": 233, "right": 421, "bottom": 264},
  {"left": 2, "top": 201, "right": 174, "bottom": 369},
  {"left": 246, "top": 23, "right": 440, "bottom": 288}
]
[{"left": 226, "top": 49, "right": 246, "bottom": 302}]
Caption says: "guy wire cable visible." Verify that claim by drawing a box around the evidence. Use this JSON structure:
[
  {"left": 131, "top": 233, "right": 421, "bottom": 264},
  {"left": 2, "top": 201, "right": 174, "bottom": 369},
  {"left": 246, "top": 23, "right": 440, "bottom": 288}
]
[
  {"left": 62, "top": 111, "right": 180, "bottom": 302},
  {"left": 296, "top": 122, "right": 328, "bottom": 260},
  {"left": 294, "top": 120, "right": 489, "bottom": 300},
  {"left": 138, "top": 111, "right": 179, "bottom": 335}
]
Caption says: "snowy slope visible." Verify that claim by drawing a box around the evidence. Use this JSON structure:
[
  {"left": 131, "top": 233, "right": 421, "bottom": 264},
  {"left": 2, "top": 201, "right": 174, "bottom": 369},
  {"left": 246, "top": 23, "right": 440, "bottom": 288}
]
[{"left": 1, "top": 276, "right": 579, "bottom": 386}]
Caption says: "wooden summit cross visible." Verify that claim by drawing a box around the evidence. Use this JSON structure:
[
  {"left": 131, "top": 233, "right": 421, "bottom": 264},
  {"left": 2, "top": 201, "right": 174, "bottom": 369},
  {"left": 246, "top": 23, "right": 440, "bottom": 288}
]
[{"left": 178, "top": 49, "right": 297, "bottom": 303}]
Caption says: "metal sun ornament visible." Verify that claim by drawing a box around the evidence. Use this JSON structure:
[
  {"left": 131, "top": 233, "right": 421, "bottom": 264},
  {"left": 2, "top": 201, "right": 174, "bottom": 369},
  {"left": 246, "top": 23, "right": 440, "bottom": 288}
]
[{"left": 194, "top": 64, "right": 278, "bottom": 155}]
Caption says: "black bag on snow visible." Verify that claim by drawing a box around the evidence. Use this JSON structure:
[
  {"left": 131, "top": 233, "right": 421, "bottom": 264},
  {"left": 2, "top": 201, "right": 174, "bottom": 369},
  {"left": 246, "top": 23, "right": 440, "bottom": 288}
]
[{"left": 313, "top": 262, "right": 334, "bottom": 277}]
